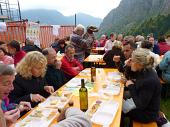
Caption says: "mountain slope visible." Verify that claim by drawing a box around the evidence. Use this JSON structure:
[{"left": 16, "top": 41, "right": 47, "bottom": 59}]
[
  {"left": 127, "top": 14, "right": 170, "bottom": 37},
  {"left": 21, "top": 9, "right": 102, "bottom": 27},
  {"left": 98, "top": 0, "right": 170, "bottom": 36}
]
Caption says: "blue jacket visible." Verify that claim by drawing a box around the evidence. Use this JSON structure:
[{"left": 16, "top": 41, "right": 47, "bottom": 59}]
[{"left": 159, "top": 51, "right": 170, "bottom": 83}]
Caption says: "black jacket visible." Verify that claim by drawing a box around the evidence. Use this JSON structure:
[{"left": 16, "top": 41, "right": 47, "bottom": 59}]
[
  {"left": 22, "top": 44, "right": 42, "bottom": 53},
  {"left": 9, "top": 74, "right": 49, "bottom": 107},
  {"left": 127, "top": 69, "right": 161, "bottom": 122},
  {"left": 103, "top": 48, "right": 125, "bottom": 71},
  {"left": 45, "top": 65, "right": 66, "bottom": 91}
]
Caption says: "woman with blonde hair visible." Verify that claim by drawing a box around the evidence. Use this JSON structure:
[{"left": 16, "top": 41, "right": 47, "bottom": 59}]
[
  {"left": 121, "top": 48, "right": 161, "bottom": 127},
  {"left": 9, "top": 51, "right": 54, "bottom": 107}
]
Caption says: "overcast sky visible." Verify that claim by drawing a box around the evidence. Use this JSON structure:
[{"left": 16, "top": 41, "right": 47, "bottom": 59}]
[{"left": 16, "top": 0, "right": 121, "bottom": 19}]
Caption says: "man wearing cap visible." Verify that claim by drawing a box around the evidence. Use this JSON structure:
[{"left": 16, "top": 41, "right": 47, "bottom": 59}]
[{"left": 83, "top": 25, "right": 98, "bottom": 58}]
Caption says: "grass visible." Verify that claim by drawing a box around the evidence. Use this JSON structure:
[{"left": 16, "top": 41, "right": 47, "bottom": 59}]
[{"left": 161, "top": 98, "right": 170, "bottom": 120}]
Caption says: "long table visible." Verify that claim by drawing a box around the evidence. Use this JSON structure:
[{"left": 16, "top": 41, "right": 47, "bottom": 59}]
[
  {"left": 91, "top": 47, "right": 105, "bottom": 54},
  {"left": 84, "top": 55, "right": 106, "bottom": 68},
  {"left": 15, "top": 68, "right": 124, "bottom": 127}
]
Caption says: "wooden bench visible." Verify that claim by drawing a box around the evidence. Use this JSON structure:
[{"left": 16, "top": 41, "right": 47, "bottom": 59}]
[
  {"left": 133, "top": 121, "right": 158, "bottom": 127},
  {"left": 160, "top": 78, "right": 170, "bottom": 99}
]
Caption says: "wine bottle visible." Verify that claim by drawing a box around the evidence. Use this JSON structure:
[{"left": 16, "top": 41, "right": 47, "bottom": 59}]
[
  {"left": 79, "top": 79, "right": 88, "bottom": 112},
  {"left": 91, "top": 66, "right": 96, "bottom": 82}
]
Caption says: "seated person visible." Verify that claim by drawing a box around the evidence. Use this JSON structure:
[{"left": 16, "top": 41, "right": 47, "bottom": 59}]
[
  {"left": 9, "top": 51, "right": 54, "bottom": 108},
  {"left": 0, "top": 65, "right": 90, "bottom": 127},
  {"left": 158, "top": 36, "right": 170, "bottom": 55},
  {"left": 104, "top": 33, "right": 116, "bottom": 52},
  {"left": 159, "top": 51, "right": 170, "bottom": 84},
  {"left": 54, "top": 107, "right": 92, "bottom": 127},
  {"left": 0, "top": 41, "right": 8, "bottom": 55},
  {"left": 7, "top": 40, "right": 26, "bottom": 66},
  {"left": 22, "top": 38, "right": 42, "bottom": 53},
  {"left": 61, "top": 45, "right": 83, "bottom": 80},
  {"left": 0, "top": 47, "right": 14, "bottom": 65},
  {"left": 0, "top": 64, "right": 31, "bottom": 127},
  {"left": 56, "top": 39, "right": 67, "bottom": 54},
  {"left": 99, "top": 34, "right": 107, "bottom": 47},
  {"left": 121, "top": 48, "right": 161, "bottom": 127},
  {"left": 141, "top": 40, "right": 160, "bottom": 68},
  {"left": 43, "top": 48, "right": 66, "bottom": 91},
  {"left": 103, "top": 41, "right": 125, "bottom": 71},
  {"left": 149, "top": 37, "right": 160, "bottom": 55}
]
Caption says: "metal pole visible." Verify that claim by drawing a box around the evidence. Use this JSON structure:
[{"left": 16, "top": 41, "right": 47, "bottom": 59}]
[
  {"left": 17, "top": 0, "right": 21, "bottom": 20},
  {"left": 75, "top": 13, "right": 76, "bottom": 27},
  {"left": 0, "top": 4, "right": 3, "bottom": 15},
  {"left": 6, "top": 0, "right": 11, "bottom": 20}
]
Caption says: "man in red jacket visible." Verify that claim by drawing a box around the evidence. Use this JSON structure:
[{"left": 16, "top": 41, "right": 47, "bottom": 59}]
[{"left": 61, "top": 45, "right": 83, "bottom": 80}]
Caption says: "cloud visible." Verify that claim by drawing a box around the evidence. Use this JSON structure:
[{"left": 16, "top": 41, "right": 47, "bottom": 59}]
[{"left": 19, "top": 0, "right": 121, "bottom": 18}]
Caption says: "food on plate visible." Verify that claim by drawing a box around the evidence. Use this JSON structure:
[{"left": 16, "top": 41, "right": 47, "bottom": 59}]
[
  {"left": 90, "top": 104, "right": 100, "bottom": 114},
  {"left": 60, "top": 97, "right": 67, "bottom": 102},
  {"left": 30, "top": 110, "right": 43, "bottom": 118},
  {"left": 63, "top": 91, "right": 72, "bottom": 97},
  {"left": 20, "top": 123, "right": 27, "bottom": 126},
  {"left": 88, "top": 100, "right": 102, "bottom": 117},
  {"left": 25, "top": 119, "right": 31, "bottom": 122},
  {"left": 50, "top": 100, "right": 58, "bottom": 105},
  {"left": 53, "top": 91, "right": 62, "bottom": 97},
  {"left": 102, "top": 84, "right": 107, "bottom": 88},
  {"left": 96, "top": 100, "right": 102, "bottom": 104},
  {"left": 18, "top": 104, "right": 24, "bottom": 111}
]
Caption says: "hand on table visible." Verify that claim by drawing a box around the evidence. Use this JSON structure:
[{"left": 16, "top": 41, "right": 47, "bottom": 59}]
[
  {"left": 44, "top": 86, "right": 54, "bottom": 94},
  {"left": 31, "top": 94, "right": 45, "bottom": 102}
]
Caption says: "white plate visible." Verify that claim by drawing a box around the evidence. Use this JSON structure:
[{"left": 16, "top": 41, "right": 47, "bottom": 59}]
[
  {"left": 91, "top": 101, "right": 119, "bottom": 126},
  {"left": 107, "top": 72, "right": 121, "bottom": 81},
  {"left": 38, "top": 93, "right": 72, "bottom": 109},
  {"left": 99, "top": 85, "right": 120, "bottom": 96},
  {"left": 65, "top": 78, "right": 87, "bottom": 88},
  {"left": 15, "top": 108, "right": 58, "bottom": 127}
]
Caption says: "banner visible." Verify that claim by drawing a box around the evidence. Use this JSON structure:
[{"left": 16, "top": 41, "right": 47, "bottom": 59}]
[
  {"left": 0, "top": 22, "right": 6, "bottom": 32},
  {"left": 26, "top": 22, "right": 40, "bottom": 47},
  {"left": 52, "top": 25, "right": 60, "bottom": 36}
]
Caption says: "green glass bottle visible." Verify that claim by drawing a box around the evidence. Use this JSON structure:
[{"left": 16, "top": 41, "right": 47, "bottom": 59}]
[{"left": 79, "top": 79, "right": 88, "bottom": 112}]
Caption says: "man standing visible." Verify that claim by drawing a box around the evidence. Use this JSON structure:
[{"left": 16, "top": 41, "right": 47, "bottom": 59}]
[
  {"left": 70, "top": 24, "right": 88, "bottom": 63},
  {"left": 83, "top": 25, "right": 98, "bottom": 58}
]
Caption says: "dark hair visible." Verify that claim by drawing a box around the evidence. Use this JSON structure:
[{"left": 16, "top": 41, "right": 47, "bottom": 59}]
[
  {"left": 0, "top": 47, "right": 7, "bottom": 55},
  {"left": 158, "top": 36, "right": 166, "bottom": 43},
  {"left": 123, "top": 40, "right": 137, "bottom": 50},
  {"left": 0, "top": 41, "right": 6, "bottom": 45},
  {"left": 58, "top": 39, "right": 65, "bottom": 45},
  {"left": 110, "top": 33, "right": 115, "bottom": 38},
  {"left": 0, "top": 64, "right": 15, "bottom": 76},
  {"left": 65, "top": 36, "right": 70, "bottom": 41},
  {"left": 141, "top": 40, "right": 153, "bottom": 49},
  {"left": 42, "top": 49, "right": 49, "bottom": 56},
  {"left": 7, "top": 40, "right": 21, "bottom": 51}
]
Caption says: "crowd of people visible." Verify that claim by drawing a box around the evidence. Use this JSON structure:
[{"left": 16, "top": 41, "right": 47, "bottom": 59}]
[{"left": 0, "top": 23, "right": 170, "bottom": 127}]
